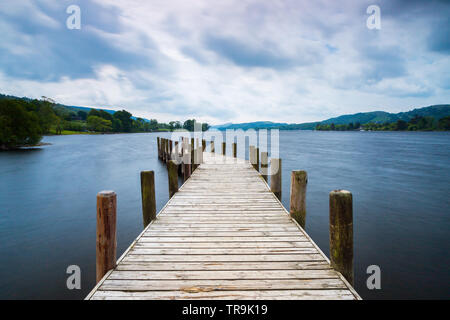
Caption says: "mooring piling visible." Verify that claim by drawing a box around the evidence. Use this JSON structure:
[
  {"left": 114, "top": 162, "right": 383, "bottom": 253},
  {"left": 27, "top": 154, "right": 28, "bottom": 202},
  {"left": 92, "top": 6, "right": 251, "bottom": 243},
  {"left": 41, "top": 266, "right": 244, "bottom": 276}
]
[
  {"left": 270, "top": 158, "right": 282, "bottom": 200},
  {"left": 96, "top": 190, "right": 117, "bottom": 283},
  {"left": 168, "top": 160, "right": 178, "bottom": 198},
  {"left": 290, "top": 171, "right": 308, "bottom": 228},
  {"left": 261, "top": 151, "right": 268, "bottom": 182},
  {"left": 249, "top": 145, "right": 257, "bottom": 170},
  {"left": 256, "top": 147, "right": 260, "bottom": 171},
  {"left": 329, "top": 190, "right": 354, "bottom": 285},
  {"left": 140, "top": 171, "right": 156, "bottom": 228}
]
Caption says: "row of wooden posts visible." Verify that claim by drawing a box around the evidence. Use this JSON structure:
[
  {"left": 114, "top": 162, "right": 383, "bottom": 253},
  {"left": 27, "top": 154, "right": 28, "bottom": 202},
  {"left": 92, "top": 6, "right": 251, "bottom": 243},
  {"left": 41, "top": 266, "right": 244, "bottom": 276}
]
[
  {"left": 156, "top": 137, "right": 282, "bottom": 196},
  {"left": 95, "top": 136, "right": 354, "bottom": 285}
]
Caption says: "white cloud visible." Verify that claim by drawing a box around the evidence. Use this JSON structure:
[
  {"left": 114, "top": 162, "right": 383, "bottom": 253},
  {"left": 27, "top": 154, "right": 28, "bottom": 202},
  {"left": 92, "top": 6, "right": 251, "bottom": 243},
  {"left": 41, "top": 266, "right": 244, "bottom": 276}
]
[{"left": 0, "top": 0, "right": 449, "bottom": 124}]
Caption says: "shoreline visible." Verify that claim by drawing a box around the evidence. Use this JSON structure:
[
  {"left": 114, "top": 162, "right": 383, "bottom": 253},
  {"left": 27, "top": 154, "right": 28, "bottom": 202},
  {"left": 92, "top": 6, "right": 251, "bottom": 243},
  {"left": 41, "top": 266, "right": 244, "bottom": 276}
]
[{"left": 0, "top": 142, "right": 52, "bottom": 151}]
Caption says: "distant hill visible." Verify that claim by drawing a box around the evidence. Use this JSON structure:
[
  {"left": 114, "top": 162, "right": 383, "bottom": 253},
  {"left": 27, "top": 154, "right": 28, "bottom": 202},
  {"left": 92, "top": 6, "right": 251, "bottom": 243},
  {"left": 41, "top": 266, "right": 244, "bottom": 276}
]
[
  {"left": 0, "top": 94, "right": 148, "bottom": 121},
  {"left": 211, "top": 121, "right": 288, "bottom": 130},
  {"left": 212, "top": 105, "right": 450, "bottom": 130},
  {"left": 320, "top": 105, "right": 450, "bottom": 125}
]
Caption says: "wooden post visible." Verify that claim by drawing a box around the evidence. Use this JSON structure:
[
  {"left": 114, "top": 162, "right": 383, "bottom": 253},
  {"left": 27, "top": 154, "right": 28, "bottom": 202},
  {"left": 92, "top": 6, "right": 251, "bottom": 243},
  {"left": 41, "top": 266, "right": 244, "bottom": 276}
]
[
  {"left": 202, "top": 139, "right": 206, "bottom": 151},
  {"left": 256, "top": 147, "right": 260, "bottom": 171},
  {"left": 196, "top": 138, "right": 200, "bottom": 164},
  {"left": 168, "top": 160, "right": 178, "bottom": 198},
  {"left": 161, "top": 139, "right": 166, "bottom": 162},
  {"left": 195, "top": 138, "right": 200, "bottom": 168},
  {"left": 261, "top": 152, "right": 268, "bottom": 182},
  {"left": 222, "top": 142, "right": 226, "bottom": 155},
  {"left": 140, "top": 171, "right": 156, "bottom": 228},
  {"left": 232, "top": 142, "right": 237, "bottom": 158},
  {"left": 184, "top": 162, "right": 191, "bottom": 181},
  {"left": 191, "top": 138, "right": 195, "bottom": 172},
  {"left": 290, "top": 171, "right": 308, "bottom": 228},
  {"left": 173, "top": 141, "right": 178, "bottom": 160},
  {"left": 157, "top": 137, "right": 161, "bottom": 159},
  {"left": 180, "top": 138, "right": 184, "bottom": 157},
  {"left": 165, "top": 139, "right": 170, "bottom": 162},
  {"left": 270, "top": 158, "right": 282, "bottom": 200},
  {"left": 175, "top": 141, "right": 182, "bottom": 176},
  {"left": 249, "top": 146, "right": 257, "bottom": 170},
  {"left": 169, "top": 140, "right": 173, "bottom": 161},
  {"left": 195, "top": 146, "right": 203, "bottom": 169},
  {"left": 192, "top": 146, "right": 197, "bottom": 171},
  {"left": 164, "top": 138, "right": 168, "bottom": 161},
  {"left": 96, "top": 190, "right": 117, "bottom": 283},
  {"left": 183, "top": 144, "right": 191, "bottom": 181},
  {"left": 329, "top": 190, "right": 354, "bottom": 285}
]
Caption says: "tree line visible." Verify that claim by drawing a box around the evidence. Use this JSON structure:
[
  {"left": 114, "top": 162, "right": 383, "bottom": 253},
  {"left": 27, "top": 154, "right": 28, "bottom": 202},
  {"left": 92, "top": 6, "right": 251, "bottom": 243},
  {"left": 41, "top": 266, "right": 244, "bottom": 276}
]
[
  {"left": 315, "top": 115, "right": 450, "bottom": 131},
  {"left": 0, "top": 97, "right": 209, "bottom": 150}
]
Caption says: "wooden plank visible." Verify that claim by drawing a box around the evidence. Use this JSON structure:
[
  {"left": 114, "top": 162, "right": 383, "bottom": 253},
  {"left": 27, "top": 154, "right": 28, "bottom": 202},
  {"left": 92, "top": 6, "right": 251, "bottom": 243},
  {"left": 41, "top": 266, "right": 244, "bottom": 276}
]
[
  {"left": 91, "top": 289, "right": 355, "bottom": 300},
  {"left": 143, "top": 231, "right": 304, "bottom": 237},
  {"left": 115, "top": 261, "right": 331, "bottom": 271},
  {"left": 139, "top": 236, "right": 309, "bottom": 242},
  {"left": 129, "top": 248, "right": 318, "bottom": 255},
  {"left": 122, "top": 254, "right": 325, "bottom": 262},
  {"left": 133, "top": 241, "right": 313, "bottom": 248},
  {"left": 159, "top": 212, "right": 288, "bottom": 215},
  {"left": 107, "top": 269, "right": 339, "bottom": 280},
  {"left": 151, "top": 223, "right": 295, "bottom": 227},
  {"left": 99, "top": 278, "right": 348, "bottom": 291},
  {"left": 148, "top": 226, "right": 300, "bottom": 232}
]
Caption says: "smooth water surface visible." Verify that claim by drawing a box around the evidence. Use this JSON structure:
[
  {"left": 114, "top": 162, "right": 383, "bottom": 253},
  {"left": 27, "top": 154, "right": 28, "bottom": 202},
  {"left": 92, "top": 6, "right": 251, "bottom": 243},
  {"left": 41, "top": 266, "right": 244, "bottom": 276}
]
[{"left": 0, "top": 131, "right": 449, "bottom": 299}]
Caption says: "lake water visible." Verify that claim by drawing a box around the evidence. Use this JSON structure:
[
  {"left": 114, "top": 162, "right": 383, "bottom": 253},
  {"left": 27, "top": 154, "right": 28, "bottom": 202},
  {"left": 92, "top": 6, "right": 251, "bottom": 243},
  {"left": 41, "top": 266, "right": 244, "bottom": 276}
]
[{"left": 0, "top": 131, "right": 449, "bottom": 299}]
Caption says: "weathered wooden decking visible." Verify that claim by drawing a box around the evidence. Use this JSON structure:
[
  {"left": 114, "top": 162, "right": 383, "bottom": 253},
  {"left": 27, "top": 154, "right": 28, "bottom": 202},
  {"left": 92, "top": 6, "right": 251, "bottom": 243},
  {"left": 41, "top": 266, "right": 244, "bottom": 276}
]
[{"left": 87, "top": 153, "right": 360, "bottom": 300}]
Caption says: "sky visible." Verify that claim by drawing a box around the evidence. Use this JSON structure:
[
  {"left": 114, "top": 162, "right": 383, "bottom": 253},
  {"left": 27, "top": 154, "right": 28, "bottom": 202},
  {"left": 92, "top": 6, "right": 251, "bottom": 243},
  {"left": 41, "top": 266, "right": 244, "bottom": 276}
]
[{"left": 0, "top": 0, "right": 449, "bottom": 124}]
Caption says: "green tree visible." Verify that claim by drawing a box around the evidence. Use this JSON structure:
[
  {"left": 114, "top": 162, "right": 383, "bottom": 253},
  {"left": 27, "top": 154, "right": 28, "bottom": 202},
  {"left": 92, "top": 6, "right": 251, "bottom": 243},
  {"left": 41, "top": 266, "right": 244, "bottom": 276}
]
[
  {"left": 88, "top": 109, "right": 101, "bottom": 118},
  {"left": 183, "top": 119, "right": 195, "bottom": 131},
  {"left": 396, "top": 120, "right": 408, "bottom": 131},
  {"left": 182, "top": 119, "right": 209, "bottom": 131},
  {"left": 98, "top": 110, "right": 113, "bottom": 121},
  {"left": 87, "top": 115, "right": 112, "bottom": 132},
  {"left": 149, "top": 119, "right": 158, "bottom": 131},
  {"left": 77, "top": 111, "right": 88, "bottom": 120},
  {"left": 38, "top": 103, "right": 58, "bottom": 134},
  {"left": 0, "top": 99, "right": 42, "bottom": 149},
  {"left": 437, "top": 116, "right": 450, "bottom": 130},
  {"left": 54, "top": 116, "right": 64, "bottom": 135},
  {"left": 112, "top": 118, "right": 122, "bottom": 132},
  {"left": 132, "top": 118, "right": 146, "bottom": 132},
  {"left": 113, "top": 110, "right": 132, "bottom": 132}
]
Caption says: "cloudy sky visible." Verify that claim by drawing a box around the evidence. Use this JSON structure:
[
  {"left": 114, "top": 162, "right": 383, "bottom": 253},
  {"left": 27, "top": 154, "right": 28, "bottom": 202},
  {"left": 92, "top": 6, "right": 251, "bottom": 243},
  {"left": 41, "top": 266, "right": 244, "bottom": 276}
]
[{"left": 1, "top": 0, "right": 449, "bottom": 124}]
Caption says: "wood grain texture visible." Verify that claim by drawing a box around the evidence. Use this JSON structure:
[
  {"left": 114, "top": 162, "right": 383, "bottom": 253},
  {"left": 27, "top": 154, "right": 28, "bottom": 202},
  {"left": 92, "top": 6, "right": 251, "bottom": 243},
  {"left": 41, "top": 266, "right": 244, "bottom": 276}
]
[
  {"left": 96, "top": 191, "right": 117, "bottom": 283},
  {"left": 87, "top": 151, "right": 360, "bottom": 300}
]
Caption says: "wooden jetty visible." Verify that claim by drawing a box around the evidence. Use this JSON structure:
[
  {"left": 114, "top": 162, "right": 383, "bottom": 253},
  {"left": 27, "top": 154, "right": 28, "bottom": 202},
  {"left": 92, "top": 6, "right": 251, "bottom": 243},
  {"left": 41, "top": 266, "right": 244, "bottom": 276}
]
[{"left": 86, "top": 141, "right": 361, "bottom": 300}]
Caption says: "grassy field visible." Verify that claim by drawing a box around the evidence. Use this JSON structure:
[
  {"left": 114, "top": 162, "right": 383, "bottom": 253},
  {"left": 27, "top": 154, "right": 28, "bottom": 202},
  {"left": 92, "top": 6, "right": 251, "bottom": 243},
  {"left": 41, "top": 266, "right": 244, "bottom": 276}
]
[
  {"left": 48, "top": 129, "right": 98, "bottom": 135},
  {"left": 48, "top": 128, "right": 171, "bottom": 135}
]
